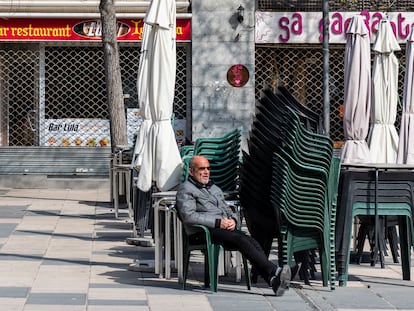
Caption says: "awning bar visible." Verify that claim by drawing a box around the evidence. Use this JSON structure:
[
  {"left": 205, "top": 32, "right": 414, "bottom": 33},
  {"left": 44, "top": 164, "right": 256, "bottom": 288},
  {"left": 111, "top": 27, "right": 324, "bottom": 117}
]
[
  {"left": 0, "top": 1, "right": 190, "bottom": 13},
  {"left": 0, "top": 12, "right": 192, "bottom": 19}
]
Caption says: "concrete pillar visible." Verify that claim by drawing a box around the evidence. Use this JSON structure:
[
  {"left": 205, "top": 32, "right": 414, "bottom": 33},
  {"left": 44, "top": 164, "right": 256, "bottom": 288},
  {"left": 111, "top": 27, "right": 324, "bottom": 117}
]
[{"left": 191, "top": 0, "right": 255, "bottom": 149}]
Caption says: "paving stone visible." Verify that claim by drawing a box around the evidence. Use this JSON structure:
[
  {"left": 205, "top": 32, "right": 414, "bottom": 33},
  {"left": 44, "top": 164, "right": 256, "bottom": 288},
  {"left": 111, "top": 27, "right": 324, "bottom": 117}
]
[
  {"left": 0, "top": 187, "right": 413, "bottom": 311},
  {"left": 26, "top": 293, "right": 86, "bottom": 305}
]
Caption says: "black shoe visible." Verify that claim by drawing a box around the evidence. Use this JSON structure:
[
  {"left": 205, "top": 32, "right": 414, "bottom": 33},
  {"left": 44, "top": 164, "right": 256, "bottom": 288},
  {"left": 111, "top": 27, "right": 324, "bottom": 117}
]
[
  {"left": 290, "top": 262, "right": 302, "bottom": 281},
  {"left": 270, "top": 265, "right": 291, "bottom": 296}
]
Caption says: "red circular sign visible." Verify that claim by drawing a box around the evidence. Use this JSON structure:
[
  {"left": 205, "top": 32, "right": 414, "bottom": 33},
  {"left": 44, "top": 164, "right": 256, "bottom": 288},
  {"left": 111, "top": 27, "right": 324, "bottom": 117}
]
[{"left": 227, "top": 64, "right": 249, "bottom": 87}]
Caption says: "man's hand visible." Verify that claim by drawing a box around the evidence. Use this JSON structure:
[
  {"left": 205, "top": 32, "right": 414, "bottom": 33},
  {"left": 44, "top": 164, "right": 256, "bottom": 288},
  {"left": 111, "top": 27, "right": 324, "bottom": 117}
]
[{"left": 220, "top": 218, "right": 236, "bottom": 231}]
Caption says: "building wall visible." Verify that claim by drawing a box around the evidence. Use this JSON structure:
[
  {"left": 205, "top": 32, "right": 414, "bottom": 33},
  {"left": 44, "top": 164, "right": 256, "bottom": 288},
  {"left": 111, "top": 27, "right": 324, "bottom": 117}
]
[
  {"left": 0, "top": 0, "right": 190, "bottom": 15},
  {"left": 191, "top": 0, "right": 255, "bottom": 149}
]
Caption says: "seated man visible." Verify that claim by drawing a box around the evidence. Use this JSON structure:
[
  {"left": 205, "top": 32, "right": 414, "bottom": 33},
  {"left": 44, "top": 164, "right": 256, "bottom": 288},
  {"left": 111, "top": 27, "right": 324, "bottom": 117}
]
[{"left": 176, "top": 155, "right": 299, "bottom": 296}]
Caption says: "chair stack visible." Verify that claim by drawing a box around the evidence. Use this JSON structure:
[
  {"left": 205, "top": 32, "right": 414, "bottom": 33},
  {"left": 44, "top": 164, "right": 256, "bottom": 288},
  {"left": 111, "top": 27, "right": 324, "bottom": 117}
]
[
  {"left": 352, "top": 182, "right": 413, "bottom": 265},
  {"left": 270, "top": 106, "right": 340, "bottom": 290},
  {"left": 239, "top": 86, "right": 321, "bottom": 267},
  {"left": 179, "top": 145, "right": 194, "bottom": 158},
  {"left": 183, "top": 128, "right": 242, "bottom": 192},
  {"left": 336, "top": 170, "right": 414, "bottom": 286}
]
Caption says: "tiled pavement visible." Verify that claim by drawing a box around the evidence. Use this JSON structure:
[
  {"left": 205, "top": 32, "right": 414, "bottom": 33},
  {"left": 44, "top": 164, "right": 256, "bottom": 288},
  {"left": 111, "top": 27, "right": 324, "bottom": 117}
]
[{"left": 0, "top": 187, "right": 414, "bottom": 311}]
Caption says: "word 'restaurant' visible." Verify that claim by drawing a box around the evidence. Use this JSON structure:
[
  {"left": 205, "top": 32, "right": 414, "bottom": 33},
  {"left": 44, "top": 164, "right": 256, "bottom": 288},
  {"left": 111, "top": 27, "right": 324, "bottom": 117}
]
[{"left": 0, "top": 25, "right": 71, "bottom": 37}]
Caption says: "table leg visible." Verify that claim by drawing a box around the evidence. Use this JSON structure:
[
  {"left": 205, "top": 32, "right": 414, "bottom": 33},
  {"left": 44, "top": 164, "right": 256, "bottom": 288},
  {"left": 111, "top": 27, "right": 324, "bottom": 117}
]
[
  {"left": 154, "top": 200, "right": 161, "bottom": 275},
  {"left": 113, "top": 169, "right": 119, "bottom": 218},
  {"left": 177, "top": 218, "right": 183, "bottom": 283},
  {"left": 370, "top": 169, "right": 378, "bottom": 266},
  {"left": 165, "top": 207, "right": 171, "bottom": 279},
  {"left": 172, "top": 209, "right": 178, "bottom": 270},
  {"left": 158, "top": 207, "right": 165, "bottom": 278},
  {"left": 126, "top": 169, "right": 133, "bottom": 220},
  {"left": 151, "top": 195, "right": 178, "bottom": 279}
]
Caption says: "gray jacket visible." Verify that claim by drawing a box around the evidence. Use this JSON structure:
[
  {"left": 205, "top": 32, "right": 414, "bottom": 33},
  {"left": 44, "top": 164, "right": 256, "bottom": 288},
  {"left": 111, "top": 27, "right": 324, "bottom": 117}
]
[{"left": 176, "top": 177, "right": 238, "bottom": 235}]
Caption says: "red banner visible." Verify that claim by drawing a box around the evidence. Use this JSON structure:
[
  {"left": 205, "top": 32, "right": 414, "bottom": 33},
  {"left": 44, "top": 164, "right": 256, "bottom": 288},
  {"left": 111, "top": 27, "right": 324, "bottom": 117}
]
[{"left": 0, "top": 18, "right": 191, "bottom": 41}]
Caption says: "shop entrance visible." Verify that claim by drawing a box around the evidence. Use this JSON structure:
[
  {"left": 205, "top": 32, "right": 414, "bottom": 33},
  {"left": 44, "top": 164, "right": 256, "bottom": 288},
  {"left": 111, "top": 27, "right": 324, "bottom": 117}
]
[
  {"left": 0, "top": 43, "right": 190, "bottom": 179},
  {"left": 0, "top": 45, "right": 39, "bottom": 146},
  {"left": 8, "top": 59, "right": 38, "bottom": 146},
  {"left": 0, "top": 43, "right": 190, "bottom": 148}
]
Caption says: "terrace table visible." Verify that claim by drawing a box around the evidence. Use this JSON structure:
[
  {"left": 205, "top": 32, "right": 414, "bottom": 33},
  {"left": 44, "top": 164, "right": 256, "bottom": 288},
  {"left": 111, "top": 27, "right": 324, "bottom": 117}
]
[
  {"left": 152, "top": 191, "right": 180, "bottom": 280},
  {"left": 336, "top": 163, "right": 414, "bottom": 286}
]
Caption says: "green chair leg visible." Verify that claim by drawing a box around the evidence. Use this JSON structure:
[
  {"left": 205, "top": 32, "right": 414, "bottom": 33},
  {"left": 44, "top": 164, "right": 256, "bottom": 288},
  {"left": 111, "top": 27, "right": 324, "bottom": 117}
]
[
  {"left": 242, "top": 256, "right": 251, "bottom": 290},
  {"left": 182, "top": 253, "right": 189, "bottom": 289},
  {"left": 207, "top": 244, "right": 221, "bottom": 293},
  {"left": 181, "top": 223, "right": 251, "bottom": 293}
]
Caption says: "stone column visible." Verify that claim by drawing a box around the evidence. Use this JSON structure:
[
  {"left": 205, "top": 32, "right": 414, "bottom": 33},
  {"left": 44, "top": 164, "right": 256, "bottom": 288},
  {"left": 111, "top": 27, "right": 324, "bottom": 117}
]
[{"left": 191, "top": 0, "right": 255, "bottom": 149}]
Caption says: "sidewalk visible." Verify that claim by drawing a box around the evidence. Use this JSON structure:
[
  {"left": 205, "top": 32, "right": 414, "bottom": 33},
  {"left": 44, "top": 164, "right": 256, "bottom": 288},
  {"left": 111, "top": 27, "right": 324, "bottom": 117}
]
[{"left": 0, "top": 187, "right": 413, "bottom": 311}]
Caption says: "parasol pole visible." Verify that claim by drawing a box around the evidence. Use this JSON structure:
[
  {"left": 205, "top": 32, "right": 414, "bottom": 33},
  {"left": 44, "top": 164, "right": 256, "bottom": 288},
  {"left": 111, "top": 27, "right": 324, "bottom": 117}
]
[{"left": 322, "top": 0, "right": 330, "bottom": 136}]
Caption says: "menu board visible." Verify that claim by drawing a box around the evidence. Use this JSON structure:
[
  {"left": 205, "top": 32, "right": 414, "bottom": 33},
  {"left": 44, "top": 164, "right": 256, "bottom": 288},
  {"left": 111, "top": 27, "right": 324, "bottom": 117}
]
[
  {"left": 42, "top": 115, "right": 187, "bottom": 148},
  {"left": 43, "top": 119, "right": 110, "bottom": 147},
  {"left": 126, "top": 109, "right": 142, "bottom": 146}
]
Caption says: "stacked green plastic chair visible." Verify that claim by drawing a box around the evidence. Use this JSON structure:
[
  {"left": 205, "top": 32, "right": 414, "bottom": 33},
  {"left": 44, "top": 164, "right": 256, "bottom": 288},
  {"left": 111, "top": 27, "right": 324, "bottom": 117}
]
[
  {"left": 281, "top": 108, "right": 333, "bottom": 173},
  {"left": 239, "top": 86, "right": 322, "bottom": 276},
  {"left": 180, "top": 145, "right": 194, "bottom": 157},
  {"left": 271, "top": 107, "right": 340, "bottom": 290},
  {"left": 192, "top": 128, "right": 242, "bottom": 192},
  {"left": 180, "top": 128, "right": 241, "bottom": 187}
]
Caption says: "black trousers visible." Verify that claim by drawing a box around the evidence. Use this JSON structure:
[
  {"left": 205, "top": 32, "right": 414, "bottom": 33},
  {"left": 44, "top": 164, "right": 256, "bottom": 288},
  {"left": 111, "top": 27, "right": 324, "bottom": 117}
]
[{"left": 209, "top": 227, "right": 276, "bottom": 284}]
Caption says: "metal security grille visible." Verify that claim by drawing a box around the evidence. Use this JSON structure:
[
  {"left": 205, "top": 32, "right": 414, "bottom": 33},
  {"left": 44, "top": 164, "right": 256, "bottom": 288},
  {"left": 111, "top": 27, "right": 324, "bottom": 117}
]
[
  {"left": 255, "top": 45, "right": 406, "bottom": 143},
  {"left": 0, "top": 44, "right": 39, "bottom": 147},
  {"left": 0, "top": 43, "right": 189, "bottom": 147},
  {"left": 45, "top": 46, "right": 107, "bottom": 120},
  {"left": 258, "top": 0, "right": 414, "bottom": 11}
]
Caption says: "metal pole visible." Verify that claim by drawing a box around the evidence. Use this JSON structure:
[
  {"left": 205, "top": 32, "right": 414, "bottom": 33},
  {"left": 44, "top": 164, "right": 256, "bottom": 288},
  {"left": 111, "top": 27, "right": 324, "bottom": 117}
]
[
  {"left": 372, "top": 169, "right": 379, "bottom": 266},
  {"left": 322, "top": 0, "right": 330, "bottom": 136}
]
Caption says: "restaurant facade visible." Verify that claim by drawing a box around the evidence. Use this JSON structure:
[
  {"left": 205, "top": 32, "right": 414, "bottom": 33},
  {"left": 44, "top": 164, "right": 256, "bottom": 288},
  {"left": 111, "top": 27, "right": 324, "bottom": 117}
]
[
  {"left": 0, "top": 0, "right": 413, "bottom": 186},
  {"left": 255, "top": 0, "right": 414, "bottom": 144},
  {"left": 0, "top": 1, "right": 191, "bottom": 147},
  {"left": 0, "top": 0, "right": 192, "bottom": 184}
]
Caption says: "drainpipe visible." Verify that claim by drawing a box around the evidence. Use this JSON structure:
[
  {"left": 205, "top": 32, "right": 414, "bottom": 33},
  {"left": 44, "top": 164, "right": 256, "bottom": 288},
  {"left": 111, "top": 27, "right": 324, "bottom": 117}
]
[{"left": 322, "top": 0, "right": 330, "bottom": 137}]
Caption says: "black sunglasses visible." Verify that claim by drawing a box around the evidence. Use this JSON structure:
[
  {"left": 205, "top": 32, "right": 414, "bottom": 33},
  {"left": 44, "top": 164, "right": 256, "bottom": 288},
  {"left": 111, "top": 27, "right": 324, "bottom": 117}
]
[{"left": 196, "top": 166, "right": 210, "bottom": 171}]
